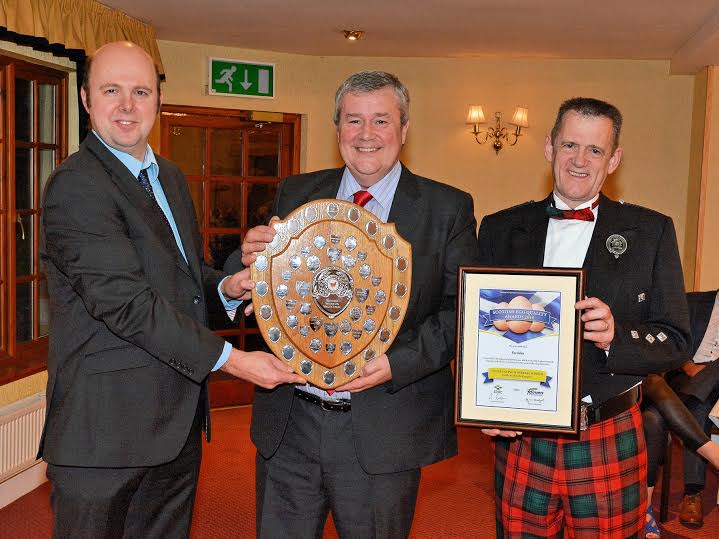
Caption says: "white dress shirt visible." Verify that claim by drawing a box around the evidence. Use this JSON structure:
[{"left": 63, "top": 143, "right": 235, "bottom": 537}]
[
  {"left": 543, "top": 194, "right": 599, "bottom": 268},
  {"left": 692, "top": 292, "right": 719, "bottom": 364}
]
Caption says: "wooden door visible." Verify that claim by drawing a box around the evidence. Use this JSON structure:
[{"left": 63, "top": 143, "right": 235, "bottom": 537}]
[{"left": 160, "top": 105, "right": 300, "bottom": 407}]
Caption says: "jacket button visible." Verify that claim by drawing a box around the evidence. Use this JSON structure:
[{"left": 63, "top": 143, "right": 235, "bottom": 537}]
[{"left": 193, "top": 295, "right": 201, "bottom": 305}]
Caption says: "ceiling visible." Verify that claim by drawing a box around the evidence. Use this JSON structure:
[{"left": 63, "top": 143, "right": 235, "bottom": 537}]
[{"left": 100, "top": 0, "right": 719, "bottom": 74}]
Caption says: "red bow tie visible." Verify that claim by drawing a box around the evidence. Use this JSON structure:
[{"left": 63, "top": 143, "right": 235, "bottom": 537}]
[{"left": 547, "top": 199, "right": 598, "bottom": 222}]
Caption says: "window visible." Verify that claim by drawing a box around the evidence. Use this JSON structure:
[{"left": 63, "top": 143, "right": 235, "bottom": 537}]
[{"left": 0, "top": 56, "right": 68, "bottom": 384}]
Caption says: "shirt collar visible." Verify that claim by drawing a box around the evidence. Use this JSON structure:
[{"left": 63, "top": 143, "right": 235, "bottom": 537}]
[
  {"left": 338, "top": 161, "right": 402, "bottom": 210},
  {"left": 552, "top": 192, "right": 600, "bottom": 213},
  {"left": 93, "top": 131, "right": 158, "bottom": 180}
]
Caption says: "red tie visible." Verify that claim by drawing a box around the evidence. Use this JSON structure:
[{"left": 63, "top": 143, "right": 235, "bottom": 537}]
[
  {"left": 323, "top": 190, "right": 373, "bottom": 396},
  {"left": 547, "top": 199, "right": 599, "bottom": 222},
  {"left": 353, "top": 190, "right": 373, "bottom": 207}
]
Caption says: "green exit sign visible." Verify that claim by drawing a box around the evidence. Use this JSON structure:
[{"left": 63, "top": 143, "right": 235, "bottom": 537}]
[{"left": 209, "top": 58, "right": 275, "bottom": 99}]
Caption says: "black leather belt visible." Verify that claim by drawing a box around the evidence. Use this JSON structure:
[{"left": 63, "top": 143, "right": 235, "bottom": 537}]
[
  {"left": 580, "top": 384, "right": 641, "bottom": 431},
  {"left": 294, "top": 388, "right": 351, "bottom": 412}
]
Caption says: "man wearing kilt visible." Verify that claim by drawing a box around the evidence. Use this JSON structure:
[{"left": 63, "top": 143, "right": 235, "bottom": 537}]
[{"left": 477, "top": 97, "right": 691, "bottom": 538}]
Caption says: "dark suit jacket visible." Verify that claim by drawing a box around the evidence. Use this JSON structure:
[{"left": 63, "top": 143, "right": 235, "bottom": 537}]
[
  {"left": 670, "top": 290, "right": 719, "bottom": 402},
  {"left": 39, "top": 133, "right": 227, "bottom": 467},
  {"left": 477, "top": 193, "right": 691, "bottom": 406},
  {"left": 225, "top": 165, "right": 479, "bottom": 474}
]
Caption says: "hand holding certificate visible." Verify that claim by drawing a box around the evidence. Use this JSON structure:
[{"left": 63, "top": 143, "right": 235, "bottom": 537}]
[{"left": 455, "top": 267, "right": 585, "bottom": 434}]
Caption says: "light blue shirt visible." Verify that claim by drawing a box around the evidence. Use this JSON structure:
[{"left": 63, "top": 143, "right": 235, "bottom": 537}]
[
  {"left": 95, "top": 132, "right": 234, "bottom": 371},
  {"left": 299, "top": 160, "right": 403, "bottom": 401},
  {"left": 336, "top": 160, "right": 402, "bottom": 222}
]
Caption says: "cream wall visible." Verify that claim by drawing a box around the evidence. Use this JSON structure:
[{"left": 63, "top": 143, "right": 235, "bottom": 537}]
[{"left": 159, "top": 40, "right": 695, "bottom": 278}]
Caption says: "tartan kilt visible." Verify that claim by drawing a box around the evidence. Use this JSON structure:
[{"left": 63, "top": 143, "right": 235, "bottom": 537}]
[{"left": 494, "top": 403, "right": 646, "bottom": 538}]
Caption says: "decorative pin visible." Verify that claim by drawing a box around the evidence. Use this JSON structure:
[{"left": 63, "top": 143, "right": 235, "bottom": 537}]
[
  {"left": 638, "top": 292, "right": 646, "bottom": 303},
  {"left": 645, "top": 334, "right": 655, "bottom": 344},
  {"left": 631, "top": 330, "right": 639, "bottom": 339},
  {"left": 657, "top": 332, "right": 667, "bottom": 342},
  {"left": 606, "top": 234, "right": 627, "bottom": 259}
]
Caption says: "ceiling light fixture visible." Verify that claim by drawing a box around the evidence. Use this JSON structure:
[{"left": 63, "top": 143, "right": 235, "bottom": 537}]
[{"left": 343, "top": 30, "right": 364, "bottom": 41}]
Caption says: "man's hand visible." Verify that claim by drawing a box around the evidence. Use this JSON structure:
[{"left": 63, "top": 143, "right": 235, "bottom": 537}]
[
  {"left": 482, "top": 429, "right": 523, "bottom": 437},
  {"left": 334, "top": 354, "right": 392, "bottom": 392},
  {"left": 240, "top": 217, "right": 280, "bottom": 267},
  {"left": 221, "top": 267, "right": 254, "bottom": 301},
  {"left": 682, "top": 361, "right": 706, "bottom": 378},
  {"left": 576, "top": 296, "right": 614, "bottom": 350},
  {"left": 221, "top": 348, "right": 304, "bottom": 389}
]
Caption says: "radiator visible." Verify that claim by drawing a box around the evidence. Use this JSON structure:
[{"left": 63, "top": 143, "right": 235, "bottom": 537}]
[{"left": 0, "top": 393, "right": 46, "bottom": 483}]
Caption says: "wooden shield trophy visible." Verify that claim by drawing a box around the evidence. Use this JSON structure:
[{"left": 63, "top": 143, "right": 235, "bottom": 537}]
[{"left": 250, "top": 199, "right": 412, "bottom": 389}]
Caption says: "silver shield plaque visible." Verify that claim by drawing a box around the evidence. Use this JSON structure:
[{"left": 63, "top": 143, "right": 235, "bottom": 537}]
[{"left": 250, "top": 199, "right": 412, "bottom": 389}]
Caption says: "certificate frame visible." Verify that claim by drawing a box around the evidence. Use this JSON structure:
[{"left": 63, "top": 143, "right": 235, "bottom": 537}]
[{"left": 455, "top": 267, "right": 585, "bottom": 434}]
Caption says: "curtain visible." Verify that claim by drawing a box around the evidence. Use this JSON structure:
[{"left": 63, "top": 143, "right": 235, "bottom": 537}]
[{"left": 0, "top": 0, "right": 164, "bottom": 74}]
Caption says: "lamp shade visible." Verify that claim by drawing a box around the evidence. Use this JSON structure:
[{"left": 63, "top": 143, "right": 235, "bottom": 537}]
[
  {"left": 509, "top": 107, "right": 529, "bottom": 128},
  {"left": 466, "top": 105, "right": 486, "bottom": 124}
]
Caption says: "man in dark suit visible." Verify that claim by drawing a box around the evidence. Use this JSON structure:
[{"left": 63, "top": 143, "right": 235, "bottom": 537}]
[
  {"left": 665, "top": 290, "right": 719, "bottom": 528},
  {"left": 39, "top": 41, "right": 303, "bottom": 538},
  {"left": 478, "top": 97, "right": 690, "bottom": 537},
  {"left": 226, "top": 71, "right": 479, "bottom": 537}
]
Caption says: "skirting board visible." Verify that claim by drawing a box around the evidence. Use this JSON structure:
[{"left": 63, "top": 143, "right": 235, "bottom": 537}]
[{"left": 0, "top": 460, "right": 47, "bottom": 509}]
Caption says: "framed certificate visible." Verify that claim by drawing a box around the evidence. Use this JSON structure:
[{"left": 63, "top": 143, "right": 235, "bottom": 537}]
[{"left": 455, "top": 267, "right": 585, "bottom": 434}]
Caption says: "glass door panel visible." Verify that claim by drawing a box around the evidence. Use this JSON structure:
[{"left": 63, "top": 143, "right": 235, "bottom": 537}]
[
  {"left": 15, "top": 147, "right": 33, "bottom": 209},
  {"left": 247, "top": 130, "right": 280, "bottom": 177},
  {"left": 209, "top": 182, "right": 242, "bottom": 227},
  {"left": 15, "top": 79, "right": 33, "bottom": 142},
  {"left": 246, "top": 182, "right": 277, "bottom": 228},
  {"left": 38, "top": 84, "right": 55, "bottom": 144},
  {"left": 169, "top": 126, "right": 205, "bottom": 176},
  {"left": 210, "top": 129, "right": 243, "bottom": 176}
]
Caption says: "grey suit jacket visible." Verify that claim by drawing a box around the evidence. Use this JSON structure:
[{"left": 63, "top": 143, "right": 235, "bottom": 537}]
[
  {"left": 39, "top": 133, "right": 227, "bottom": 467},
  {"left": 225, "top": 165, "right": 479, "bottom": 474},
  {"left": 478, "top": 193, "right": 691, "bottom": 406}
]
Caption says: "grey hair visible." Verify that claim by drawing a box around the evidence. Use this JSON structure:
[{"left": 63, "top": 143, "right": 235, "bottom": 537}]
[
  {"left": 550, "top": 97, "right": 623, "bottom": 152},
  {"left": 333, "top": 71, "right": 410, "bottom": 126}
]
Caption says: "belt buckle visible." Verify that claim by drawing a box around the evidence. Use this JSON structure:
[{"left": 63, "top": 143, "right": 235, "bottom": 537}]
[
  {"left": 580, "top": 403, "right": 589, "bottom": 431},
  {"left": 319, "top": 399, "right": 333, "bottom": 411}
]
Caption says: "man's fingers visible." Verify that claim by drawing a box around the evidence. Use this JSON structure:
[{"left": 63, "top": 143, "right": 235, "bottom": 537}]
[{"left": 482, "top": 429, "right": 522, "bottom": 437}]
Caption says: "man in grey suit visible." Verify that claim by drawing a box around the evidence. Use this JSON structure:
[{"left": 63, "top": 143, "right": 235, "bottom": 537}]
[
  {"left": 39, "top": 41, "right": 303, "bottom": 538},
  {"left": 227, "top": 71, "right": 479, "bottom": 538}
]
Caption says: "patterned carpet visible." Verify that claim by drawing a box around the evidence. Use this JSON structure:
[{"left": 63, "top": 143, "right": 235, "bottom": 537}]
[{"left": 0, "top": 406, "right": 717, "bottom": 538}]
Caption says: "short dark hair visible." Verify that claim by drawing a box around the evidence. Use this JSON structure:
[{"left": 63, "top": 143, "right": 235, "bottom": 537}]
[
  {"left": 550, "top": 97, "right": 623, "bottom": 151},
  {"left": 81, "top": 53, "right": 163, "bottom": 113},
  {"left": 333, "top": 71, "right": 410, "bottom": 126}
]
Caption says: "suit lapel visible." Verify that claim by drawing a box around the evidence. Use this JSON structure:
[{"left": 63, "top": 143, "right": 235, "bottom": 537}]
[
  {"left": 387, "top": 165, "right": 421, "bottom": 246},
  {"left": 508, "top": 197, "right": 550, "bottom": 267},
  {"left": 156, "top": 165, "right": 200, "bottom": 281},
  {"left": 307, "top": 170, "right": 343, "bottom": 202},
  {"left": 583, "top": 194, "right": 638, "bottom": 303},
  {"left": 85, "top": 135, "right": 193, "bottom": 280}
]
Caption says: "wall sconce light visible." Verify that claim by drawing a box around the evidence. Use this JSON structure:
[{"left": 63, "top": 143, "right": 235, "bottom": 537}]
[{"left": 466, "top": 105, "right": 529, "bottom": 154}]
